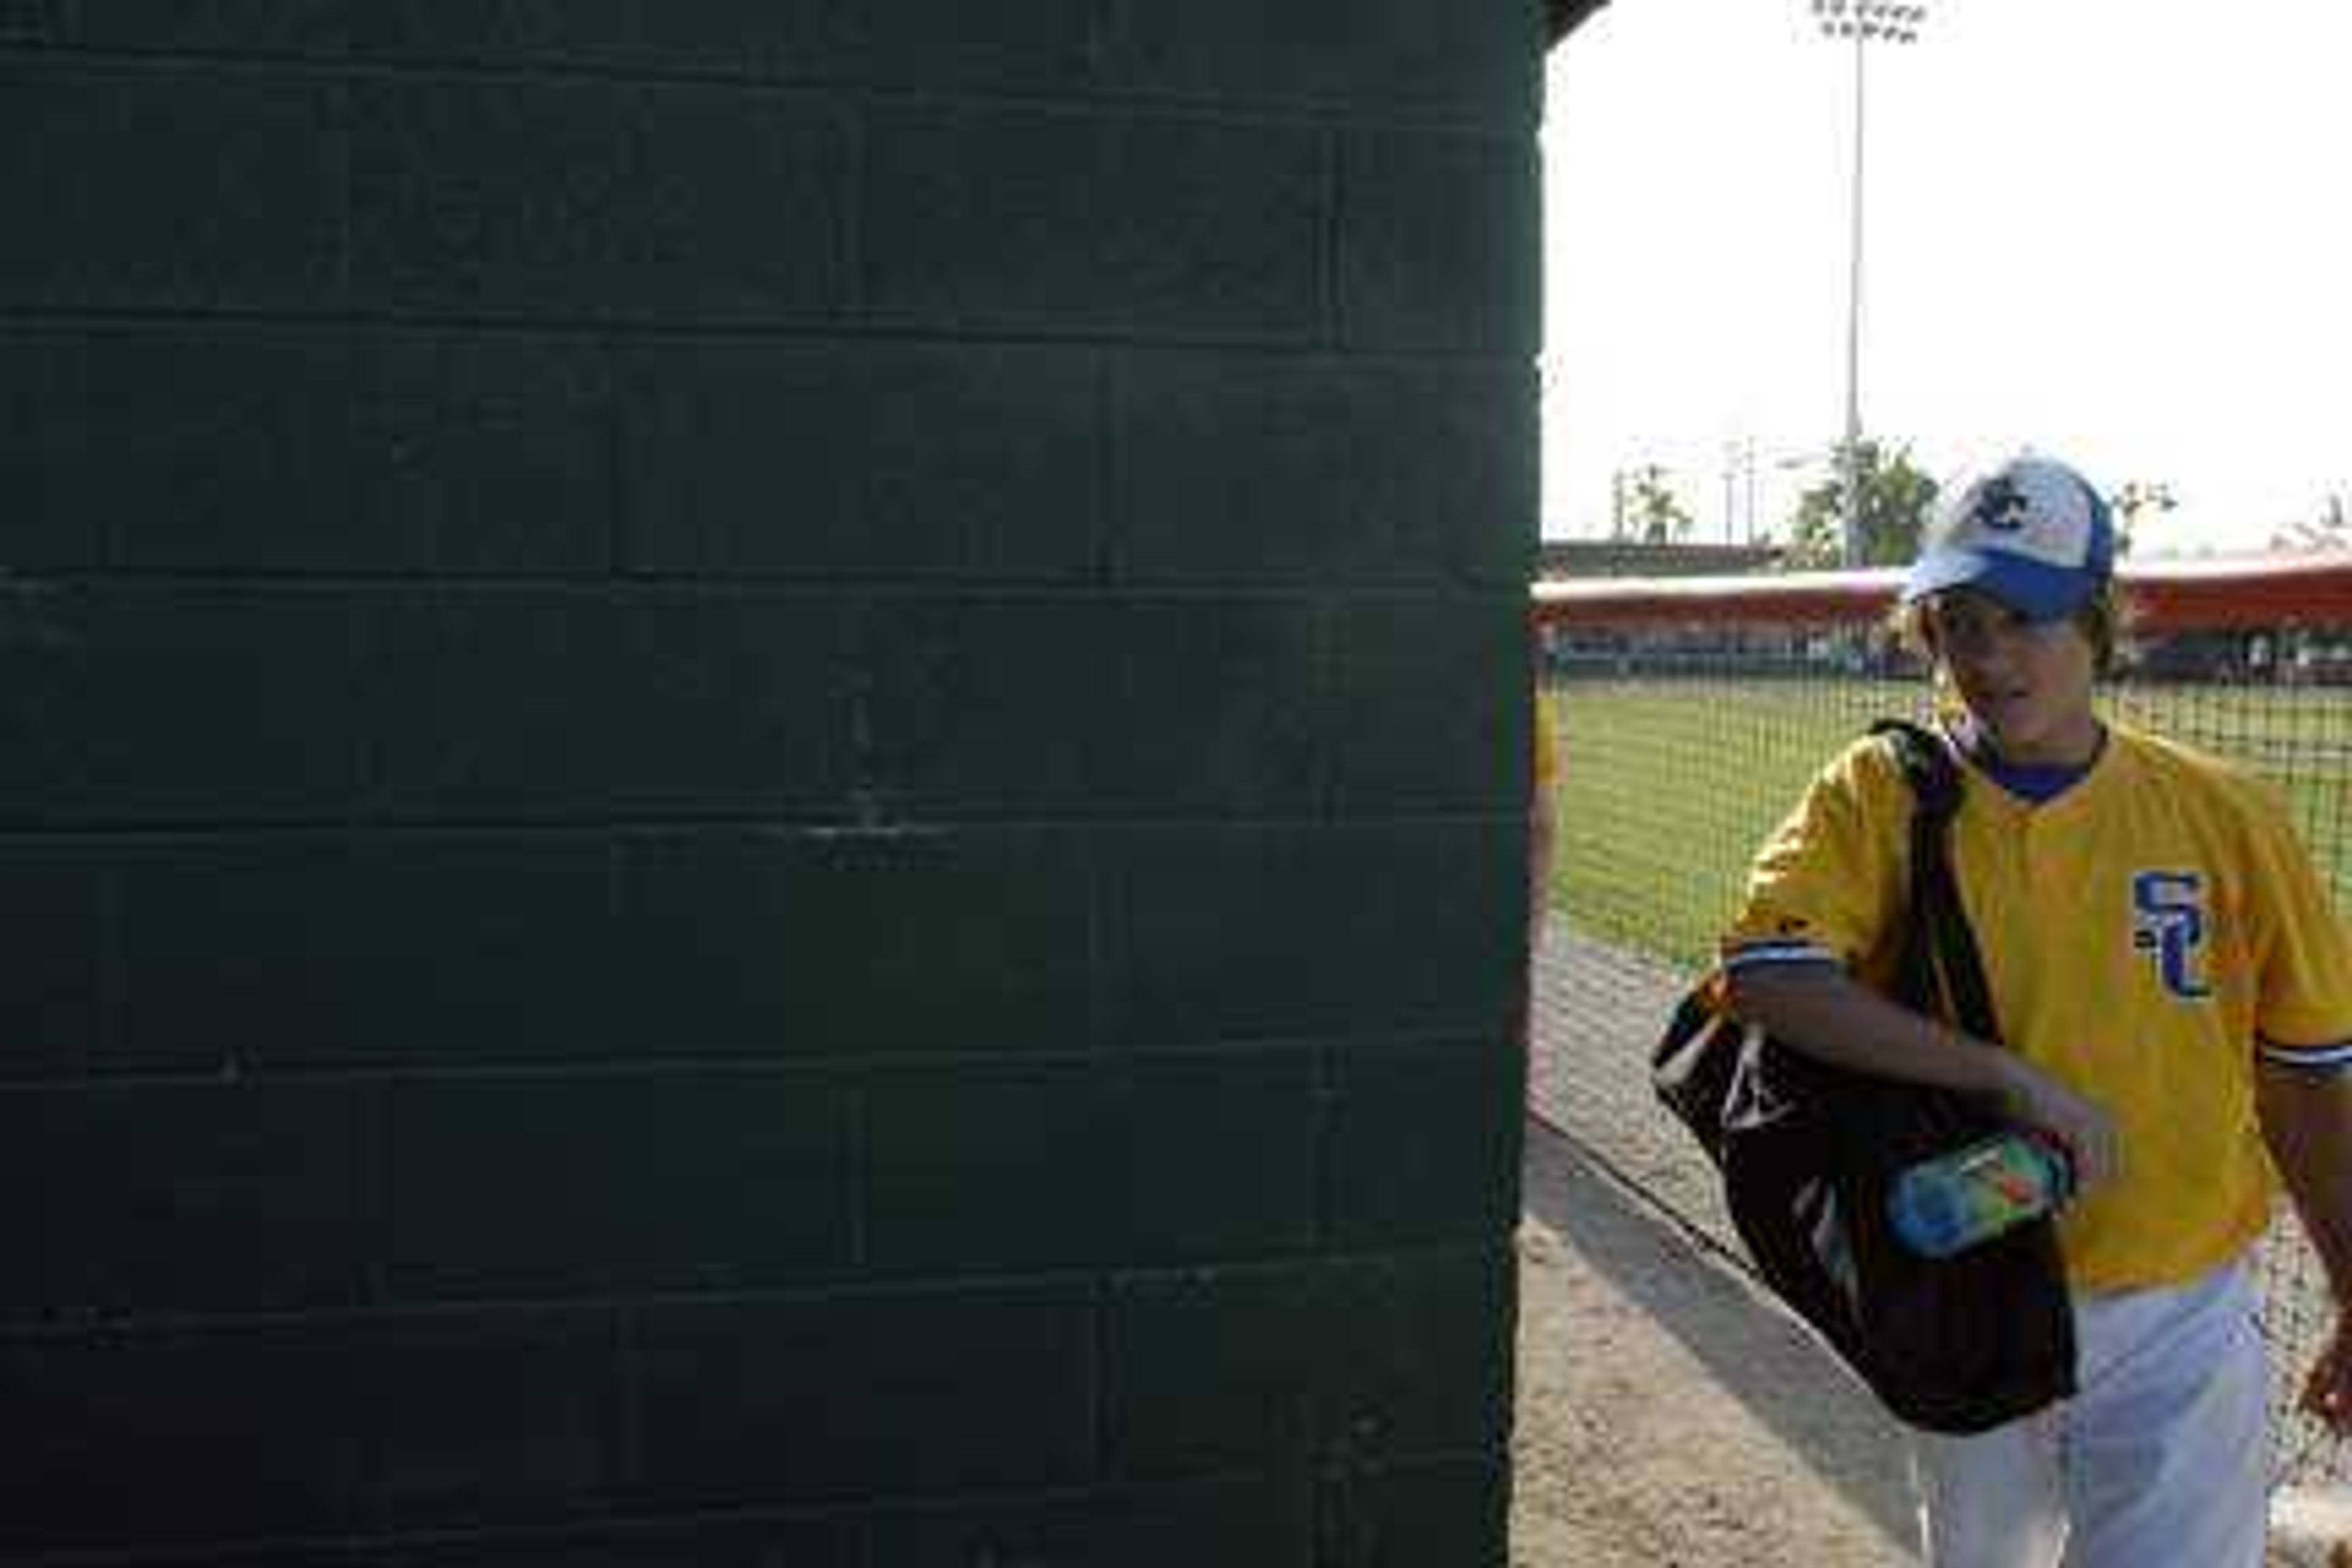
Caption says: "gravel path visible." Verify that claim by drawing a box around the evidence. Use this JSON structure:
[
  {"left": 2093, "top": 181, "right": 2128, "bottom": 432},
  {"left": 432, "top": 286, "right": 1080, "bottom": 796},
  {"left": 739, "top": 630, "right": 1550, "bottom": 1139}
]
[
  {"left": 1515, "top": 923, "right": 1917, "bottom": 1563},
  {"left": 1511, "top": 1117, "right": 1917, "bottom": 1565}
]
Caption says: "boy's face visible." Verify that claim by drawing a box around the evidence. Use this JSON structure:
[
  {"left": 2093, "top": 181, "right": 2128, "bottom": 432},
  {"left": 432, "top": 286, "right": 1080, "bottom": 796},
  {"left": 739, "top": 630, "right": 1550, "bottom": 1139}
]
[{"left": 1923, "top": 589, "right": 2101, "bottom": 767}]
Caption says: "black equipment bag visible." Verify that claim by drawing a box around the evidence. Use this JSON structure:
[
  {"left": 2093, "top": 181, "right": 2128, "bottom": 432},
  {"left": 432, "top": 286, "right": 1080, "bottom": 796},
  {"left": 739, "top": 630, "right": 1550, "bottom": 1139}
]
[{"left": 1651, "top": 719, "right": 2076, "bottom": 1434}]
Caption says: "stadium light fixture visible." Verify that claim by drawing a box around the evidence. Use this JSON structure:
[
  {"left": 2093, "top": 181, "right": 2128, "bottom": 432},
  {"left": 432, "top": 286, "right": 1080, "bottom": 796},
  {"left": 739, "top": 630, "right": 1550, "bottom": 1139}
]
[{"left": 1812, "top": 0, "right": 1930, "bottom": 565}]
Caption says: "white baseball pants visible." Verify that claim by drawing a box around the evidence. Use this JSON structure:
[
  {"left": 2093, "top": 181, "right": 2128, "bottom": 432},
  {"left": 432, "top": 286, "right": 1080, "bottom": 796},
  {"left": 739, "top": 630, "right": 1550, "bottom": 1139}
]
[{"left": 1910, "top": 1257, "right": 2268, "bottom": 1567}]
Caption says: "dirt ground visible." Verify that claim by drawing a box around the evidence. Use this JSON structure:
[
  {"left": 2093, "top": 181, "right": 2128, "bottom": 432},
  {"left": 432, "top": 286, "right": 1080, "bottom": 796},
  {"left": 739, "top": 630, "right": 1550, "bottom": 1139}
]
[
  {"left": 1506, "top": 1123, "right": 2345, "bottom": 1567},
  {"left": 1517, "top": 929, "right": 1918, "bottom": 1564},
  {"left": 1509, "top": 1118, "right": 1917, "bottom": 1566}
]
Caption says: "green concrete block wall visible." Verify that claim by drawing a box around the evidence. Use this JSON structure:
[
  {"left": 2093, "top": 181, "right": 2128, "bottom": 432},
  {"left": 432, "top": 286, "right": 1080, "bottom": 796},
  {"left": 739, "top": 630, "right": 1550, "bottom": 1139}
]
[{"left": 0, "top": 2, "right": 1544, "bottom": 1561}]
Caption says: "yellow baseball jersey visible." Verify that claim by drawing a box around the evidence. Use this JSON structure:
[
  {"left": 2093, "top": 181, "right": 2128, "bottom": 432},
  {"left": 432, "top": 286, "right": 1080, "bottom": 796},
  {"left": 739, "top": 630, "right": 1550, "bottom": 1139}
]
[
  {"left": 1533, "top": 690, "right": 1560, "bottom": 796},
  {"left": 1723, "top": 721, "right": 2352, "bottom": 1293}
]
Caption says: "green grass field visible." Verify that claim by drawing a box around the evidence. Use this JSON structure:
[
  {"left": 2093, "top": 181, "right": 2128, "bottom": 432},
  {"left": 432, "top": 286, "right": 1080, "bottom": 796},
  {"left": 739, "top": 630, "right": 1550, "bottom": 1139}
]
[{"left": 1543, "top": 676, "right": 2352, "bottom": 972}]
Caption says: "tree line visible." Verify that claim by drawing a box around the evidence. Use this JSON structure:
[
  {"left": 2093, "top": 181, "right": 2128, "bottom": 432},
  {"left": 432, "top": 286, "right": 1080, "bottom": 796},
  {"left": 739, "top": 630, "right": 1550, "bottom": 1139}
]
[{"left": 1607, "top": 447, "right": 2347, "bottom": 566}]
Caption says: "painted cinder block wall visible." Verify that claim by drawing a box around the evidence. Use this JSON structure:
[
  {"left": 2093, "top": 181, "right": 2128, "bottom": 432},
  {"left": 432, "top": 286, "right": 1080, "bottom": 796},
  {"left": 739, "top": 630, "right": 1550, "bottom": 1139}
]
[{"left": 1, "top": 3, "right": 1543, "bottom": 1561}]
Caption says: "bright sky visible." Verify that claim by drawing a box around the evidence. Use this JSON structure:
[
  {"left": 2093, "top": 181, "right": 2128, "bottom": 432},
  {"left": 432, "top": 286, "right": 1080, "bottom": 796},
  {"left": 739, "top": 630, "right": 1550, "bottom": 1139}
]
[{"left": 1541, "top": 0, "right": 2352, "bottom": 557}]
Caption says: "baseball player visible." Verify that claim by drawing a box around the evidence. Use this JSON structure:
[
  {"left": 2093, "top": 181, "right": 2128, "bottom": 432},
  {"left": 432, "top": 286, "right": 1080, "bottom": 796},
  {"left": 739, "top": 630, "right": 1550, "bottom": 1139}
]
[
  {"left": 1718, "top": 453, "right": 2352, "bottom": 1565},
  {"left": 1532, "top": 681, "right": 1560, "bottom": 945}
]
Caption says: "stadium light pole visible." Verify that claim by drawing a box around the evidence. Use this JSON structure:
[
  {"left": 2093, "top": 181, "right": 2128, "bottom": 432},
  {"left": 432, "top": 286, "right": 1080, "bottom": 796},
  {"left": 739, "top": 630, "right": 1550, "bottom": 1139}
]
[{"left": 1813, "top": 0, "right": 1928, "bottom": 567}]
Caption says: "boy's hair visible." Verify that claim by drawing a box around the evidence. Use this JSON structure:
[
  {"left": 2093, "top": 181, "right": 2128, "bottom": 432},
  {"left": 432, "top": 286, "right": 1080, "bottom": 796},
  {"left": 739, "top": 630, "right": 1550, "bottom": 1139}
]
[{"left": 1889, "top": 581, "right": 2129, "bottom": 676}]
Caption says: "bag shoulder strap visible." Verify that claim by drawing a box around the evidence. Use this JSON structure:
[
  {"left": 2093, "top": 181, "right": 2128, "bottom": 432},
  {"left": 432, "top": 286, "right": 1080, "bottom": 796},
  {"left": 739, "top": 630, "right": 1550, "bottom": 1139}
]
[
  {"left": 1868, "top": 719, "right": 2003, "bottom": 1047},
  {"left": 1870, "top": 718, "right": 1961, "bottom": 824}
]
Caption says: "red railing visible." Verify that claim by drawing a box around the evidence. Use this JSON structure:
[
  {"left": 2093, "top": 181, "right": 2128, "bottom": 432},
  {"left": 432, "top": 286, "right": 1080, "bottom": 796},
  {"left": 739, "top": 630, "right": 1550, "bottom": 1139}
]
[{"left": 1532, "top": 554, "right": 2352, "bottom": 633}]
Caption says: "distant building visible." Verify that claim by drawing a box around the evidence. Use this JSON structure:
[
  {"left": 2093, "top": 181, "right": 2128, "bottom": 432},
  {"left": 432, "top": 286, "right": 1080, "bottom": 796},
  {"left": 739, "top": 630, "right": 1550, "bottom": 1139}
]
[
  {"left": 1534, "top": 538, "right": 1893, "bottom": 676},
  {"left": 1536, "top": 538, "right": 1782, "bottom": 580}
]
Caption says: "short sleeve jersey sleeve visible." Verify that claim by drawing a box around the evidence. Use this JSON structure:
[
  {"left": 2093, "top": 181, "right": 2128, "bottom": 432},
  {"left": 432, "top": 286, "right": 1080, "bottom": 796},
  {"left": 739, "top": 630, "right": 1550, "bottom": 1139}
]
[
  {"left": 1532, "top": 690, "right": 1560, "bottom": 797},
  {"left": 2239, "top": 783, "right": 2352, "bottom": 1066},
  {"left": 1722, "top": 737, "right": 1909, "bottom": 979}
]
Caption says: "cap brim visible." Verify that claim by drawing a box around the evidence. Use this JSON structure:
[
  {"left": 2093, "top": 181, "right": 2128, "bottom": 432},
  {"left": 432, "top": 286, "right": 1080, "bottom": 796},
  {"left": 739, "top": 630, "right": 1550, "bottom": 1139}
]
[{"left": 1900, "top": 545, "right": 2095, "bottom": 622}]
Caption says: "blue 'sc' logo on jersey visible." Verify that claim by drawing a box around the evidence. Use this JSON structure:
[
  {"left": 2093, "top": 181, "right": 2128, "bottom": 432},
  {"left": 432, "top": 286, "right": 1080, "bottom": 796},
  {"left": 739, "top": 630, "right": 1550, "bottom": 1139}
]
[{"left": 2131, "top": 870, "right": 2211, "bottom": 1000}]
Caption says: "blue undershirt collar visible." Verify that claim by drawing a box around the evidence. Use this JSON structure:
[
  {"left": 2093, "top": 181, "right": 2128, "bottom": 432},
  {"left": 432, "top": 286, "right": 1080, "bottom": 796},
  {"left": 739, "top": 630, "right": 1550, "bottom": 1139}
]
[{"left": 1944, "top": 714, "right": 2105, "bottom": 804}]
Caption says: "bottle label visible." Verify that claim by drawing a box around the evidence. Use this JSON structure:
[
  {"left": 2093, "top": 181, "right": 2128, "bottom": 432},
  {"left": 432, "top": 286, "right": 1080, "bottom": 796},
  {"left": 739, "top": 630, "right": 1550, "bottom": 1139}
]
[{"left": 1889, "top": 1133, "right": 2067, "bottom": 1258}]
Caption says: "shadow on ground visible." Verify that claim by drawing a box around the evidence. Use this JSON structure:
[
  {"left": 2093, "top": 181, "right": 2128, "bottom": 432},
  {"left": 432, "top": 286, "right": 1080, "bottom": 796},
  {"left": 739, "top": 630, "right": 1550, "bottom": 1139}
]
[{"left": 1521, "top": 1115, "right": 1918, "bottom": 1550}]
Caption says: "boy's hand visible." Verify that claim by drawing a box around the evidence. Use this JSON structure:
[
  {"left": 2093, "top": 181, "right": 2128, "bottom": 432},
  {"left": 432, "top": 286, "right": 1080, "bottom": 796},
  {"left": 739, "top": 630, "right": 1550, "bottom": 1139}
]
[
  {"left": 1992, "top": 1055, "right": 2120, "bottom": 1194},
  {"left": 2301, "top": 1314, "right": 2352, "bottom": 1436}
]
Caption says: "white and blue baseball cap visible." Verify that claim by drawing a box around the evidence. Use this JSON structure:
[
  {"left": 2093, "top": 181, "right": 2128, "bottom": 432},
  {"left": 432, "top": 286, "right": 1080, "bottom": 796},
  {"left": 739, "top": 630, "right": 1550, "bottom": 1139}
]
[{"left": 1901, "top": 454, "right": 2114, "bottom": 622}]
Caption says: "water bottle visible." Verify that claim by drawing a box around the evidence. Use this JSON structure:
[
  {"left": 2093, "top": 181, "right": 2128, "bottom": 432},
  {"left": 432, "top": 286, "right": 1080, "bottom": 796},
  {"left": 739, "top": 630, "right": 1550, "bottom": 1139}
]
[{"left": 1887, "top": 1132, "right": 2073, "bottom": 1258}]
